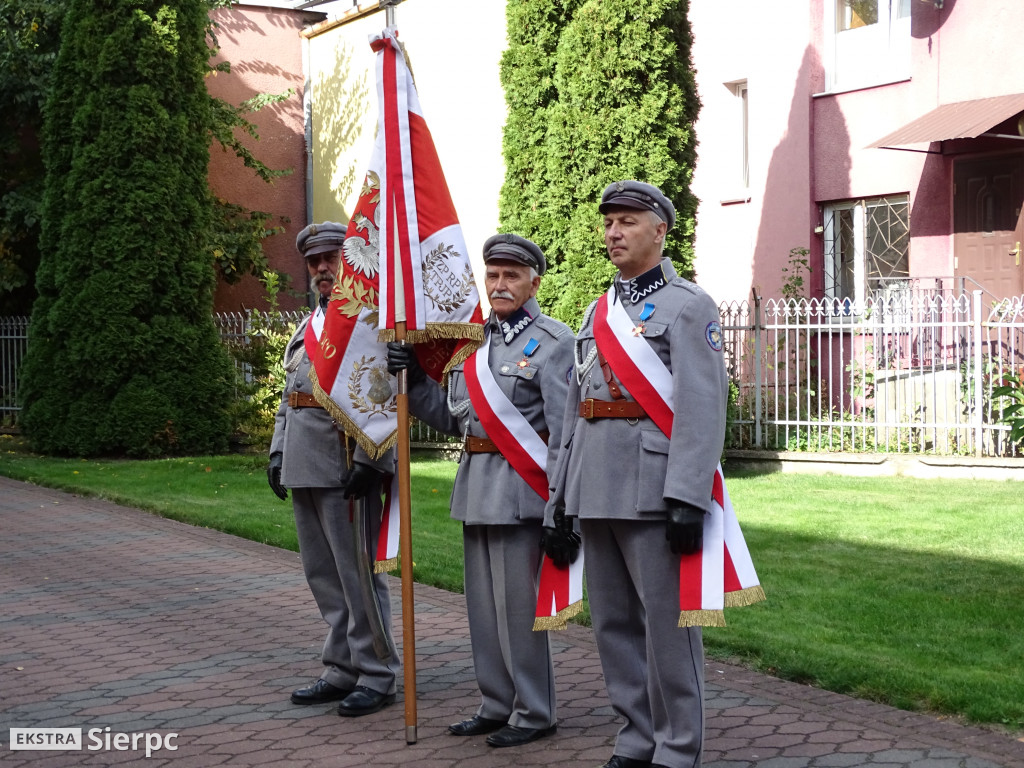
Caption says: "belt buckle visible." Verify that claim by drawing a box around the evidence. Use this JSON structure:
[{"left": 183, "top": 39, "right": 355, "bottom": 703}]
[
  {"left": 581, "top": 399, "right": 595, "bottom": 419},
  {"left": 288, "top": 392, "right": 299, "bottom": 408}
]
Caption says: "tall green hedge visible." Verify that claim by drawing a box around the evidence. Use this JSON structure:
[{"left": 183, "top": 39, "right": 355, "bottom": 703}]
[
  {"left": 20, "top": 0, "right": 233, "bottom": 457},
  {"left": 497, "top": 0, "right": 582, "bottom": 246},
  {"left": 499, "top": 0, "right": 700, "bottom": 329}
]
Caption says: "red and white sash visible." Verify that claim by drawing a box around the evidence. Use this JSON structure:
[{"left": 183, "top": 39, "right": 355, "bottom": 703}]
[
  {"left": 375, "top": 474, "right": 401, "bottom": 573},
  {"left": 302, "top": 305, "right": 325, "bottom": 360},
  {"left": 461, "top": 333, "right": 586, "bottom": 630},
  {"left": 593, "top": 288, "right": 765, "bottom": 627},
  {"left": 462, "top": 336, "right": 549, "bottom": 500}
]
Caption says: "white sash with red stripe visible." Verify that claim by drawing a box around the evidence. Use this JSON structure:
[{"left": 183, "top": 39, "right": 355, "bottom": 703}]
[
  {"left": 461, "top": 332, "right": 586, "bottom": 630},
  {"left": 593, "top": 287, "right": 765, "bottom": 626}
]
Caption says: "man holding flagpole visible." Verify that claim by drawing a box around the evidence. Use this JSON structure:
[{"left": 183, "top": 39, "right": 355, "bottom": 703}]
[
  {"left": 387, "top": 234, "right": 575, "bottom": 748},
  {"left": 268, "top": 222, "right": 400, "bottom": 718},
  {"left": 544, "top": 181, "right": 736, "bottom": 768}
]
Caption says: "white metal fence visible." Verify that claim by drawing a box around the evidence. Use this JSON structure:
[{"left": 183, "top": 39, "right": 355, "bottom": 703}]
[
  {"left": 721, "top": 290, "right": 1024, "bottom": 458},
  {"left": 3, "top": 296, "right": 1023, "bottom": 456}
]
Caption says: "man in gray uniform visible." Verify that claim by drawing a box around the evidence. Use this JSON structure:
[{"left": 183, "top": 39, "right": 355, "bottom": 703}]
[
  {"left": 387, "top": 234, "right": 574, "bottom": 748},
  {"left": 267, "top": 221, "right": 400, "bottom": 717},
  {"left": 544, "top": 182, "right": 729, "bottom": 768}
]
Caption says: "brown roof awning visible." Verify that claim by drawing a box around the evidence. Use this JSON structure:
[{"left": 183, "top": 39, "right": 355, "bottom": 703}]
[{"left": 867, "top": 93, "right": 1024, "bottom": 148}]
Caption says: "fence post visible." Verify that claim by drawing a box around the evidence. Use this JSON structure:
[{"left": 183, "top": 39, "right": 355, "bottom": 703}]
[
  {"left": 753, "top": 291, "right": 763, "bottom": 448},
  {"left": 972, "top": 290, "right": 984, "bottom": 457}
]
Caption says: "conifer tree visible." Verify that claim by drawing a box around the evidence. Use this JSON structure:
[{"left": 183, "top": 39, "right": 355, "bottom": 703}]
[
  {"left": 500, "top": 0, "right": 700, "bottom": 328},
  {"left": 20, "top": 0, "right": 233, "bottom": 456},
  {"left": 497, "top": 0, "right": 581, "bottom": 246}
]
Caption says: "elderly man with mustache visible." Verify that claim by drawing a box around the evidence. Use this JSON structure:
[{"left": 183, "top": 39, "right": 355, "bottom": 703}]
[
  {"left": 387, "top": 234, "right": 575, "bottom": 749},
  {"left": 268, "top": 221, "right": 400, "bottom": 718}
]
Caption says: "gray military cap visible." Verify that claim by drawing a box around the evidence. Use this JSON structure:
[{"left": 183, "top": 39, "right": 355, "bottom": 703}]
[
  {"left": 295, "top": 221, "right": 347, "bottom": 257},
  {"left": 598, "top": 180, "right": 676, "bottom": 230},
  {"left": 482, "top": 233, "right": 547, "bottom": 276}
]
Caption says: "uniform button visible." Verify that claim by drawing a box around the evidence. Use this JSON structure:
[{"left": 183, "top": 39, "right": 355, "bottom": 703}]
[{"left": 501, "top": 365, "right": 510, "bottom": 373}]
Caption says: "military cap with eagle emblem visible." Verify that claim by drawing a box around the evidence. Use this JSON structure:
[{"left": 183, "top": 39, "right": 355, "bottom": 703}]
[
  {"left": 598, "top": 180, "right": 676, "bottom": 230},
  {"left": 296, "top": 221, "right": 348, "bottom": 257},
  {"left": 482, "top": 233, "right": 547, "bottom": 275}
]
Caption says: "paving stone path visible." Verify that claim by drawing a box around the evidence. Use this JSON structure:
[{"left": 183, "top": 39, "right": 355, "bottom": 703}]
[{"left": 1, "top": 476, "right": 1021, "bottom": 767}]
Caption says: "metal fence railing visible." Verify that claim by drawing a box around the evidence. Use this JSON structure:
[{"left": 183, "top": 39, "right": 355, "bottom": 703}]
[
  {"left": 722, "top": 291, "right": 1024, "bottom": 458},
  {"left": 0, "top": 316, "right": 29, "bottom": 427},
  {"left": 3, "top": 294, "right": 1024, "bottom": 457}
]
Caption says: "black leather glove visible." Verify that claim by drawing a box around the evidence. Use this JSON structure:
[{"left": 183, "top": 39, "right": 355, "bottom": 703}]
[
  {"left": 267, "top": 452, "right": 287, "bottom": 501},
  {"left": 541, "top": 506, "right": 581, "bottom": 568},
  {"left": 343, "top": 461, "right": 383, "bottom": 500},
  {"left": 385, "top": 341, "right": 426, "bottom": 384},
  {"left": 666, "top": 500, "right": 705, "bottom": 555}
]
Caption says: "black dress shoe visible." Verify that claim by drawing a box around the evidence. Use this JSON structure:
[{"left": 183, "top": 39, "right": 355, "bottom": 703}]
[
  {"left": 485, "top": 723, "right": 557, "bottom": 748},
  {"left": 336, "top": 685, "right": 396, "bottom": 717},
  {"left": 290, "top": 679, "right": 351, "bottom": 705},
  {"left": 597, "top": 756, "right": 652, "bottom": 768},
  {"left": 448, "top": 715, "right": 507, "bottom": 736}
]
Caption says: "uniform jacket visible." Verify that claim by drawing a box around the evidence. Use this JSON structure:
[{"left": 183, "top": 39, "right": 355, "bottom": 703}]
[
  {"left": 547, "top": 259, "right": 728, "bottom": 522},
  {"left": 407, "top": 297, "right": 574, "bottom": 525},
  {"left": 270, "top": 314, "right": 394, "bottom": 488}
]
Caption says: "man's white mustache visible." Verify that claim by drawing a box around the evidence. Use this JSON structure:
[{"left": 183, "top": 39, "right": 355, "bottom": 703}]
[{"left": 490, "top": 290, "right": 515, "bottom": 301}]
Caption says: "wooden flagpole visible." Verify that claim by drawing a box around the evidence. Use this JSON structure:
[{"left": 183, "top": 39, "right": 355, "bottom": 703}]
[{"left": 383, "top": 0, "right": 415, "bottom": 741}]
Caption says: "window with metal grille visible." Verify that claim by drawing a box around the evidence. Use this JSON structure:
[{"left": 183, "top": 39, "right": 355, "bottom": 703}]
[{"left": 823, "top": 195, "right": 910, "bottom": 305}]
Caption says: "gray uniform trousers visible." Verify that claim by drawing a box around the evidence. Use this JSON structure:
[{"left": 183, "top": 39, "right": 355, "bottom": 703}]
[
  {"left": 270, "top": 314, "right": 399, "bottom": 695},
  {"left": 406, "top": 298, "right": 573, "bottom": 729},
  {"left": 546, "top": 260, "right": 728, "bottom": 768},
  {"left": 581, "top": 520, "right": 704, "bottom": 767}
]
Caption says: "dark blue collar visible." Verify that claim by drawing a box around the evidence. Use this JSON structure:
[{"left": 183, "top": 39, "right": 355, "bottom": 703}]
[
  {"left": 616, "top": 262, "right": 668, "bottom": 305},
  {"left": 494, "top": 305, "right": 536, "bottom": 345}
]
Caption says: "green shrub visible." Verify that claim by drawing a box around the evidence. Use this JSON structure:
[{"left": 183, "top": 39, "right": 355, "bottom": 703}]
[{"left": 20, "top": 0, "right": 233, "bottom": 457}]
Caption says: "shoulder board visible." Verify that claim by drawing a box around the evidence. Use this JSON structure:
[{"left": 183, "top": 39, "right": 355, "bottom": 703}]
[{"left": 535, "top": 314, "right": 573, "bottom": 340}]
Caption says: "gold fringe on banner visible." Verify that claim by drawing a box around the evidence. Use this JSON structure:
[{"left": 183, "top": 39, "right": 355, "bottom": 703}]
[
  {"left": 724, "top": 584, "right": 767, "bottom": 608},
  {"left": 309, "top": 367, "right": 399, "bottom": 462},
  {"left": 374, "top": 556, "right": 399, "bottom": 574},
  {"left": 378, "top": 322, "right": 484, "bottom": 345},
  {"left": 678, "top": 609, "right": 727, "bottom": 628}
]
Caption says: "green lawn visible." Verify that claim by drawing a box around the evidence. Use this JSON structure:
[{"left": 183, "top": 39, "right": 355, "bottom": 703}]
[{"left": 0, "top": 434, "right": 1021, "bottom": 734}]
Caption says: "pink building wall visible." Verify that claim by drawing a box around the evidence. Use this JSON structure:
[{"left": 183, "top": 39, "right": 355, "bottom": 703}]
[
  {"left": 691, "top": 0, "right": 1024, "bottom": 305},
  {"left": 206, "top": 3, "right": 323, "bottom": 313}
]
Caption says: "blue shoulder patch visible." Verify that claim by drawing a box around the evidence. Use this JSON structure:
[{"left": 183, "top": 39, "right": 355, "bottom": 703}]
[{"left": 705, "top": 321, "right": 723, "bottom": 352}]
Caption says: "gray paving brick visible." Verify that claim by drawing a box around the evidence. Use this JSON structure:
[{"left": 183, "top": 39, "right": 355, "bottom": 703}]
[{"left": 2, "top": 476, "right": 1022, "bottom": 768}]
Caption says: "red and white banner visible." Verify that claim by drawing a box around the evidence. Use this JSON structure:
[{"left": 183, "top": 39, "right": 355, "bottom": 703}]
[
  {"left": 311, "top": 26, "right": 485, "bottom": 459},
  {"left": 370, "top": 28, "right": 483, "bottom": 365},
  {"left": 593, "top": 288, "right": 766, "bottom": 627}
]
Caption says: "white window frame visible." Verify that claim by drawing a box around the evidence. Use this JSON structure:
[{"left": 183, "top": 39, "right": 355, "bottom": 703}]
[
  {"left": 735, "top": 81, "right": 749, "bottom": 190},
  {"left": 823, "top": 0, "right": 911, "bottom": 93},
  {"left": 822, "top": 194, "right": 910, "bottom": 308}
]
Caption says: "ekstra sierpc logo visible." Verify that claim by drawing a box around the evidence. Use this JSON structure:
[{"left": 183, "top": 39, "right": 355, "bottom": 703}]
[{"left": 9, "top": 728, "right": 178, "bottom": 758}]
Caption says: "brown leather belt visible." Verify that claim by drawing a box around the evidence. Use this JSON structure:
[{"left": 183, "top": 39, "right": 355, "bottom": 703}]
[
  {"left": 464, "top": 431, "right": 549, "bottom": 454},
  {"left": 288, "top": 391, "right": 323, "bottom": 409},
  {"left": 579, "top": 398, "right": 646, "bottom": 420}
]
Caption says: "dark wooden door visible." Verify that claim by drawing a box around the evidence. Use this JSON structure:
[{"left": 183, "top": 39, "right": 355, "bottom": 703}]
[{"left": 953, "top": 153, "right": 1024, "bottom": 300}]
